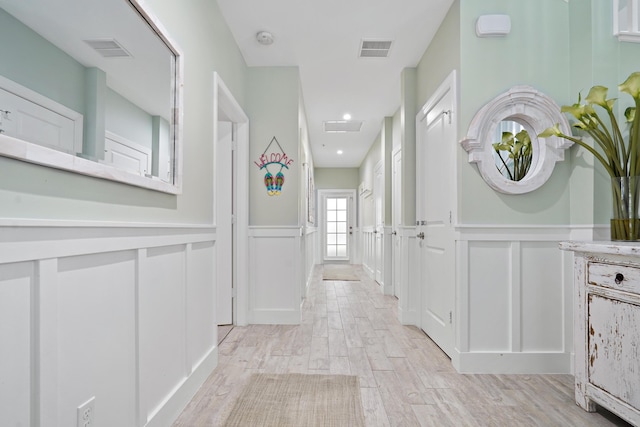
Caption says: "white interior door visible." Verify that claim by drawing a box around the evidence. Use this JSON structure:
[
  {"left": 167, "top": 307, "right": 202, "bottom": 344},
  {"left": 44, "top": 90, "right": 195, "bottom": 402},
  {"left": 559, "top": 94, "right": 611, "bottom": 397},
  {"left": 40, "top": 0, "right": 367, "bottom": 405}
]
[
  {"left": 392, "top": 149, "right": 402, "bottom": 298},
  {"left": 216, "top": 121, "right": 234, "bottom": 325},
  {"left": 322, "top": 191, "right": 354, "bottom": 262},
  {"left": 374, "top": 162, "right": 384, "bottom": 284},
  {"left": 416, "top": 71, "right": 456, "bottom": 357}
]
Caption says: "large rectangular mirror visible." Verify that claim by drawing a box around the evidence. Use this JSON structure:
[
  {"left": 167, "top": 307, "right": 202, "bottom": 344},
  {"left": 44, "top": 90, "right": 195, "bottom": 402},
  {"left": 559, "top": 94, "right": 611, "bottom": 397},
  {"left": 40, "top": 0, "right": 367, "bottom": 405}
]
[{"left": 0, "top": 0, "right": 182, "bottom": 193}]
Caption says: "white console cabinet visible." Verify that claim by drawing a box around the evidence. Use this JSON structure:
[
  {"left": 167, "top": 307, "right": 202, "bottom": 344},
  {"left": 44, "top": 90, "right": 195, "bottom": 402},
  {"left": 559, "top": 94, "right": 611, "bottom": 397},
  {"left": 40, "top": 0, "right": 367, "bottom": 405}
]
[{"left": 560, "top": 241, "right": 640, "bottom": 426}]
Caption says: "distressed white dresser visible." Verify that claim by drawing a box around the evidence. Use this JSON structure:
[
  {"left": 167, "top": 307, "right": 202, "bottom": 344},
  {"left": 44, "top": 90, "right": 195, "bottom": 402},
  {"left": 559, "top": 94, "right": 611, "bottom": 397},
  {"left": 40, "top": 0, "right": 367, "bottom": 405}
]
[{"left": 560, "top": 241, "right": 640, "bottom": 426}]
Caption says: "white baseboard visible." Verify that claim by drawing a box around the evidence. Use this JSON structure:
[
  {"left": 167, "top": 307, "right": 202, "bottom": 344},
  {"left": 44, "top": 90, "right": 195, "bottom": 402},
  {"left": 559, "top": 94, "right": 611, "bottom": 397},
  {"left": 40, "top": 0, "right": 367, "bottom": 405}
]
[
  {"left": 146, "top": 346, "right": 218, "bottom": 427},
  {"left": 453, "top": 350, "right": 571, "bottom": 374}
]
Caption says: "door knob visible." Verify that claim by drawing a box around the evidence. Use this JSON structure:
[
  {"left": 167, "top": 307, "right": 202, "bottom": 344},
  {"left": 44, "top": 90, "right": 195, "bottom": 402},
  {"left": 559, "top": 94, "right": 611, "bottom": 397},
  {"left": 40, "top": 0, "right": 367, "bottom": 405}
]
[
  {"left": 417, "top": 232, "right": 425, "bottom": 239},
  {"left": 392, "top": 231, "right": 397, "bottom": 236}
]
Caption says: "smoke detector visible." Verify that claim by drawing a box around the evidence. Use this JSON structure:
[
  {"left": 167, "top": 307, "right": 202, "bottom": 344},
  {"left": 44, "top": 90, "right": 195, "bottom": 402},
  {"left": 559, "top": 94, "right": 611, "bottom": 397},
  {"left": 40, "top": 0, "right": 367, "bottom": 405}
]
[{"left": 256, "top": 31, "right": 274, "bottom": 45}]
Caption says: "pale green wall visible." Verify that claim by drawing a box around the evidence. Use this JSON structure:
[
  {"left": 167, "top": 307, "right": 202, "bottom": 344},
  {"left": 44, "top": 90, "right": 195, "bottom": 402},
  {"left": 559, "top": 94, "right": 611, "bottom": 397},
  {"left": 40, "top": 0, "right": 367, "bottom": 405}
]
[
  {"left": 568, "top": 0, "right": 640, "bottom": 225},
  {"left": 106, "top": 89, "right": 153, "bottom": 150},
  {"left": 247, "top": 67, "right": 301, "bottom": 226},
  {"left": 415, "top": 0, "right": 574, "bottom": 225},
  {"left": 359, "top": 132, "right": 382, "bottom": 193},
  {"left": 359, "top": 132, "right": 382, "bottom": 228},
  {"left": 0, "top": 8, "right": 85, "bottom": 113},
  {"left": 314, "top": 168, "right": 359, "bottom": 190},
  {"left": 0, "top": 0, "right": 248, "bottom": 224},
  {"left": 382, "top": 117, "right": 393, "bottom": 226},
  {"left": 400, "top": 68, "right": 417, "bottom": 226},
  {"left": 456, "top": 0, "right": 572, "bottom": 224},
  {"left": 416, "top": 1, "right": 460, "bottom": 110},
  {"left": 415, "top": 0, "right": 639, "bottom": 226}
]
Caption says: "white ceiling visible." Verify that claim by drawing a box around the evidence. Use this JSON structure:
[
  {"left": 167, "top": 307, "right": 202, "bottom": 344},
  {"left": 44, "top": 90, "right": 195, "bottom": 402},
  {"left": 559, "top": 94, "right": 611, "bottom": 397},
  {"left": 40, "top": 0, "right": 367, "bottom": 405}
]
[{"left": 217, "top": 0, "right": 454, "bottom": 168}]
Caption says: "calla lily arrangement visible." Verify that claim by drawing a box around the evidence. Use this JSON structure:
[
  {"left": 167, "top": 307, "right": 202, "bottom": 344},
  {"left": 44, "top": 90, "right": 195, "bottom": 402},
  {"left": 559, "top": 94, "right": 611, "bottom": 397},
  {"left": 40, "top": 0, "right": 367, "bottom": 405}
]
[
  {"left": 539, "top": 72, "right": 640, "bottom": 178},
  {"left": 493, "top": 129, "right": 532, "bottom": 181},
  {"left": 539, "top": 71, "right": 640, "bottom": 240}
]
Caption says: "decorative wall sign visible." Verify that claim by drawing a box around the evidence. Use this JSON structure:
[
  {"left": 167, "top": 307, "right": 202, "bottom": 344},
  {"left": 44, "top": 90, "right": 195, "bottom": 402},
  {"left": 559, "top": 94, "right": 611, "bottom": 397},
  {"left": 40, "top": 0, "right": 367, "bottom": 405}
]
[{"left": 254, "top": 136, "right": 294, "bottom": 196}]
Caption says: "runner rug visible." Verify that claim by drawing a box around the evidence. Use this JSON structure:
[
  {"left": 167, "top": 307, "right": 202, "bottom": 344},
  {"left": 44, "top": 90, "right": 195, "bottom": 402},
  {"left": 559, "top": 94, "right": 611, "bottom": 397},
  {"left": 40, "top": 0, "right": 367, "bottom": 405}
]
[
  {"left": 322, "top": 264, "right": 359, "bottom": 281},
  {"left": 221, "top": 373, "right": 365, "bottom": 426}
]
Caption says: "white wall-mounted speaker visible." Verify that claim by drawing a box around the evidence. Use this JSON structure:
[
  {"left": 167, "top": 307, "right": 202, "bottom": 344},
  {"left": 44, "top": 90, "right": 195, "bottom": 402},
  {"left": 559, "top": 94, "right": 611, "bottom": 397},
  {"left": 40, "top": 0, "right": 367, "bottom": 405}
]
[{"left": 476, "top": 14, "right": 511, "bottom": 37}]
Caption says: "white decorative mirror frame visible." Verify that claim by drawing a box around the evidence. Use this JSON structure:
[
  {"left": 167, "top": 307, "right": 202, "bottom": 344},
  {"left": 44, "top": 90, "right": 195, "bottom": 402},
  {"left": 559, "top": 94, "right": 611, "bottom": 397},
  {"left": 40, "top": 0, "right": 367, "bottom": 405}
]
[{"left": 460, "top": 85, "right": 572, "bottom": 194}]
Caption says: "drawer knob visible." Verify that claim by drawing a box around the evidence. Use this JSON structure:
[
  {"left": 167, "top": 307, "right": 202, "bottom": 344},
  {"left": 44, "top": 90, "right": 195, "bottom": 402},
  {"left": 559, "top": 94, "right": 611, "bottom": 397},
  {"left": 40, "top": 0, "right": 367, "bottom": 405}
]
[{"left": 615, "top": 273, "right": 624, "bottom": 284}]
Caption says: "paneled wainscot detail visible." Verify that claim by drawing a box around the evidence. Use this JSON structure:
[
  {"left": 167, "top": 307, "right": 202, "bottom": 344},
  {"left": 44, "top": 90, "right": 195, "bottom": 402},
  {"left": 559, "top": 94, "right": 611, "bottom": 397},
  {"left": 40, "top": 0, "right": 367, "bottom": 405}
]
[
  {"left": 248, "top": 226, "right": 303, "bottom": 324},
  {"left": 453, "top": 225, "right": 577, "bottom": 374},
  {"left": 0, "top": 225, "right": 216, "bottom": 427}
]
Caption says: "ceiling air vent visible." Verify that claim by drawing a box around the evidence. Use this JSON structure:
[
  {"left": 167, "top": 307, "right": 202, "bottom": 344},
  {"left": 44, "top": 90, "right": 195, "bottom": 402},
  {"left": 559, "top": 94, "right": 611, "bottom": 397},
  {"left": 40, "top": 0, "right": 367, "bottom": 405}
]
[
  {"left": 359, "top": 39, "right": 393, "bottom": 58},
  {"left": 84, "top": 39, "right": 132, "bottom": 58},
  {"left": 324, "top": 120, "right": 363, "bottom": 133}
]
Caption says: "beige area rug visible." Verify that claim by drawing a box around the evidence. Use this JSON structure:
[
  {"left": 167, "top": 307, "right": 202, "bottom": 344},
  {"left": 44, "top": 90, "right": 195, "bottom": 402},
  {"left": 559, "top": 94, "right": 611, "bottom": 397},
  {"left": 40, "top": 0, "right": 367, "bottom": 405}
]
[
  {"left": 322, "top": 264, "right": 359, "bottom": 281},
  {"left": 221, "top": 373, "right": 365, "bottom": 427}
]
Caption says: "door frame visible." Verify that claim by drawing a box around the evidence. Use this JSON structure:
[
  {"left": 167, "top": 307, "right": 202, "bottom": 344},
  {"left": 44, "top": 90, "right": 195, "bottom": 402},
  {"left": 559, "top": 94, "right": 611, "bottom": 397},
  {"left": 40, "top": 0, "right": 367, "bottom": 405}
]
[
  {"left": 318, "top": 189, "right": 357, "bottom": 264},
  {"left": 373, "top": 161, "right": 384, "bottom": 285},
  {"left": 214, "top": 72, "right": 249, "bottom": 326}
]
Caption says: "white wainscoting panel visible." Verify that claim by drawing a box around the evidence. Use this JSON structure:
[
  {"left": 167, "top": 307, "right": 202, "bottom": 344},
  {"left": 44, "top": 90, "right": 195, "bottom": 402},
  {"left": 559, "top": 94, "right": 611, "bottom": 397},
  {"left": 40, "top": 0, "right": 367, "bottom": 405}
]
[
  {"left": 396, "top": 227, "right": 418, "bottom": 325},
  {"left": 521, "top": 242, "right": 564, "bottom": 351},
  {"left": 0, "top": 262, "right": 33, "bottom": 427},
  {"left": 467, "top": 241, "right": 511, "bottom": 351},
  {"left": 249, "top": 227, "right": 302, "bottom": 324},
  {"left": 454, "top": 225, "right": 574, "bottom": 374},
  {"left": 57, "top": 251, "right": 138, "bottom": 427},
  {"left": 304, "top": 227, "right": 318, "bottom": 298},
  {"left": 186, "top": 242, "right": 216, "bottom": 372},
  {"left": 0, "top": 225, "right": 217, "bottom": 427},
  {"left": 382, "top": 226, "right": 393, "bottom": 295},
  {"left": 140, "top": 245, "right": 187, "bottom": 421},
  {"left": 362, "top": 227, "right": 375, "bottom": 278}
]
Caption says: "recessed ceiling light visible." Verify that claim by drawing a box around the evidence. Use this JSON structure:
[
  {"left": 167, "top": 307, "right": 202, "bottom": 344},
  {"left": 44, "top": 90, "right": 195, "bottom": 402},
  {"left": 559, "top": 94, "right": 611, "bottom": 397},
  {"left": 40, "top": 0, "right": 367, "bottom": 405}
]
[
  {"left": 343, "top": 113, "right": 351, "bottom": 120},
  {"left": 337, "top": 150, "right": 343, "bottom": 155}
]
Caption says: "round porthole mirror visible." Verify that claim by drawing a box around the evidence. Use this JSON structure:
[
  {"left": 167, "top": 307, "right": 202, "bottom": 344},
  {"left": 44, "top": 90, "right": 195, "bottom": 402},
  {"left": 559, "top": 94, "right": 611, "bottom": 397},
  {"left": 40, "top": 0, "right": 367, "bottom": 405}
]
[{"left": 461, "top": 86, "right": 572, "bottom": 194}]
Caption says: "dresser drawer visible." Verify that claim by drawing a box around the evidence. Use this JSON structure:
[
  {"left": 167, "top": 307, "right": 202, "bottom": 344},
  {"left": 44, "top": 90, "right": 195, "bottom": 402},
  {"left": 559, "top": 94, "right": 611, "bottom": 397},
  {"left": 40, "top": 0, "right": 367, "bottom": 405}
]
[{"left": 588, "top": 262, "right": 640, "bottom": 294}]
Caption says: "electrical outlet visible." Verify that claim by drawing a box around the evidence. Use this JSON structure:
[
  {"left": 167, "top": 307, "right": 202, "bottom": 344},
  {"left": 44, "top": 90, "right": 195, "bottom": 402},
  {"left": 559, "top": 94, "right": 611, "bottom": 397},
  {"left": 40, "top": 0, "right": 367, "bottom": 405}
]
[{"left": 77, "top": 397, "right": 95, "bottom": 427}]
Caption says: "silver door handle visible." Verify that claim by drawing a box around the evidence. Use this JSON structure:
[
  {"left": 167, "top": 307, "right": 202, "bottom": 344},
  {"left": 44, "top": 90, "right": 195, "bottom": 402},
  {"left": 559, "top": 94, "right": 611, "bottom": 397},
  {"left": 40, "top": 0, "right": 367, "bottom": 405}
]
[{"left": 417, "top": 232, "right": 424, "bottom": 240}]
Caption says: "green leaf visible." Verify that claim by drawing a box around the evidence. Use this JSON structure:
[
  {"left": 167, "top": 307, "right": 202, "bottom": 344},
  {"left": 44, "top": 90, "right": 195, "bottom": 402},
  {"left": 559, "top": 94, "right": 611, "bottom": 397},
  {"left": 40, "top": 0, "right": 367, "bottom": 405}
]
[
  {"left": 585, "top": 85, "right": 609, "bottom": 107},
  {"left": 619, "top": 71, "right": 640, "bottom": 100}
]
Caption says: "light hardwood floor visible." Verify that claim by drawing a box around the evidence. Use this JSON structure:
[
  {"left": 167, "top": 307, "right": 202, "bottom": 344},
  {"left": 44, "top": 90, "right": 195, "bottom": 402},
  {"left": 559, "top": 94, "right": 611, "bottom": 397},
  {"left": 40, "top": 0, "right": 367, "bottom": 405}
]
[{"left": 174, "top": 265, "right": 631, "bottom": 426}]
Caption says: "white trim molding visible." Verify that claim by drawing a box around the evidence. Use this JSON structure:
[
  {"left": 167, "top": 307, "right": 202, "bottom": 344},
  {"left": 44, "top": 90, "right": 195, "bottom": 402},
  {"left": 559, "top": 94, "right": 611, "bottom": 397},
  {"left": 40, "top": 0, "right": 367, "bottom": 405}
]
[{"left": 614, "top": 0, "right": 640, "bottom": 42}]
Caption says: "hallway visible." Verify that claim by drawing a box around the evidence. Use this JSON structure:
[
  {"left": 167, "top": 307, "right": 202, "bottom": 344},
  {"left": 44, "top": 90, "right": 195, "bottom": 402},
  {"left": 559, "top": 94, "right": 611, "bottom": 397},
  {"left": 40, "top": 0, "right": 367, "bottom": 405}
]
[{"left": 173, "top": 266, "right": 628, "bottom": 426}]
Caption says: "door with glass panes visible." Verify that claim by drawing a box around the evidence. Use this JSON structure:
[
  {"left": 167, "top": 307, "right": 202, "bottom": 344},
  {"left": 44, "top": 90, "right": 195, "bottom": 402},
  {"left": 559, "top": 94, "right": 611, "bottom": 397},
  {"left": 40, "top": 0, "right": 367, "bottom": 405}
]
[{"left": 322, "top": 192, "right": 353, "bottom": 262}]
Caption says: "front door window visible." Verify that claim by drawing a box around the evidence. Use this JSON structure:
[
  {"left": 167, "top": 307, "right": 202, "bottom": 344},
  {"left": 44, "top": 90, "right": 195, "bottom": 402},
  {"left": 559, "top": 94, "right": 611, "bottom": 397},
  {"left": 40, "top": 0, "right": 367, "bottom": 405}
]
[{"left": 326, "top": 197, "right": 348, "bottom": 259}]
